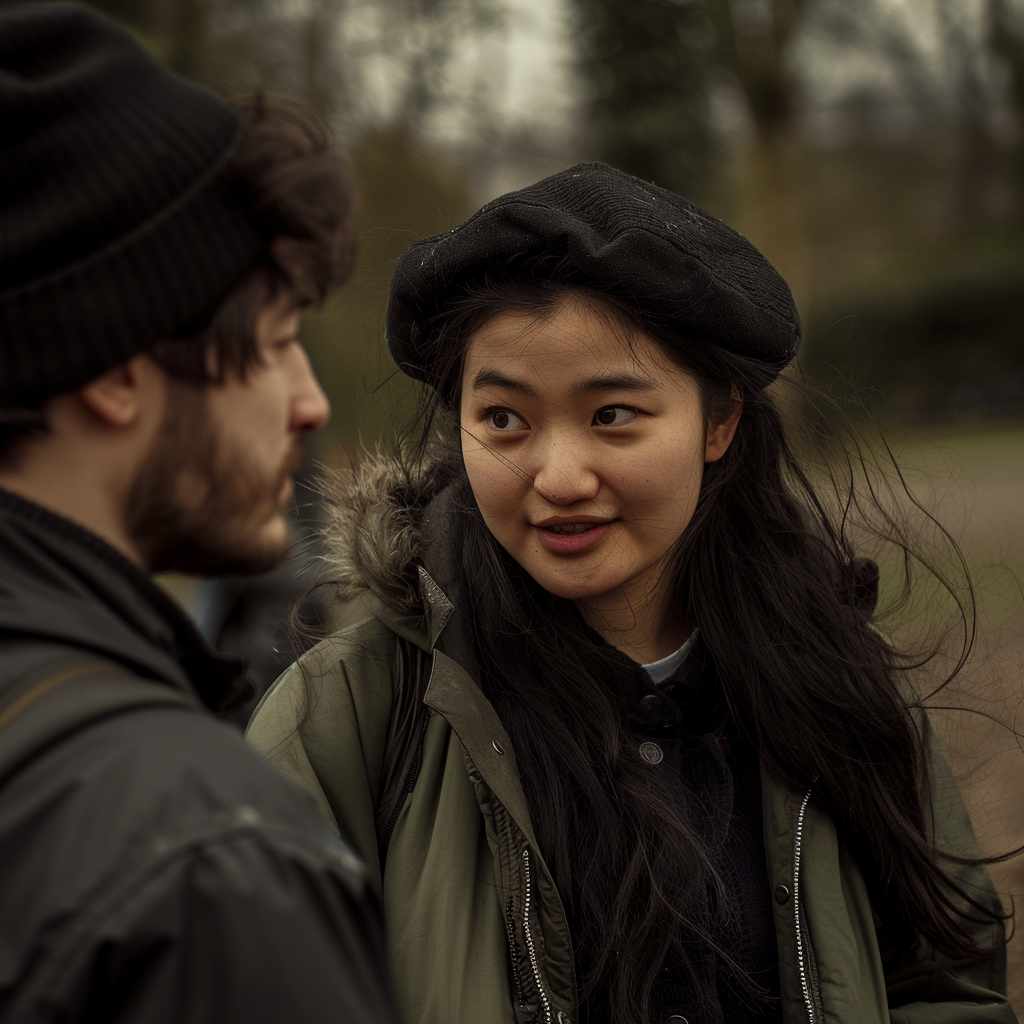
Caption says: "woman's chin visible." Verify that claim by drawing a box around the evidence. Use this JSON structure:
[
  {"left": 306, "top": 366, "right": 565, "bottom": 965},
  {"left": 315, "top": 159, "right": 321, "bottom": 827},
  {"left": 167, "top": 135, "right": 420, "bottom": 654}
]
[{"left": 528, "top": 571, "right": 615, "bottom": 605}]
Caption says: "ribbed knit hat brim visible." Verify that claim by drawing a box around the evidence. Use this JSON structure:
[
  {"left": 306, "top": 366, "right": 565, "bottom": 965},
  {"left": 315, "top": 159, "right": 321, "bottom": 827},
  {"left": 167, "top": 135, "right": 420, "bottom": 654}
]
[{"left": 0, "top": 2, "right": 266, "bottom": 404}]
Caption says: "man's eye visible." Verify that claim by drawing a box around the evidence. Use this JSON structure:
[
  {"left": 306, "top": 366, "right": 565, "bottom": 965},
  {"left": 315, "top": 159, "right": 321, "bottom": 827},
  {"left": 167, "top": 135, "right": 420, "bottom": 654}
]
[
  {"left": 487, "top": 409, "right": 526, "bottom": 431},
  {"left": 594, "top": 406, "right": 638, "bottom": 426}
]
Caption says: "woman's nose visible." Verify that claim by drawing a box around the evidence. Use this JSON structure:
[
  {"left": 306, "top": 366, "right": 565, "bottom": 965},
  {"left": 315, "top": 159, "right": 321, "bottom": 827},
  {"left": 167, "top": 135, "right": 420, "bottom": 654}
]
[{"left": 531, "top": 440, "right": 600, "bottom": 505}]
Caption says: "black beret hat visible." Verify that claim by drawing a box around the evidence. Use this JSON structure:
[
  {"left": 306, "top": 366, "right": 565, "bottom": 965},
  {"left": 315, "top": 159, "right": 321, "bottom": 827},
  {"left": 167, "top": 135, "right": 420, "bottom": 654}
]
[
  {"left": 0, "top": 1, "right": 265, "bottom": 405},
  {"left": 387, "top": 162, "right": 800, "bottom": 392}
]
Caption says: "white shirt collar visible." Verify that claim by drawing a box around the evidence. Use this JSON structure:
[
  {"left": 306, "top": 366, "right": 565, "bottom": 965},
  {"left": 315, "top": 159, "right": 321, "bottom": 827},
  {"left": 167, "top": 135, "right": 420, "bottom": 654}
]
[{"left": 641, "top": 629, "right": 698, "bottom": 684}]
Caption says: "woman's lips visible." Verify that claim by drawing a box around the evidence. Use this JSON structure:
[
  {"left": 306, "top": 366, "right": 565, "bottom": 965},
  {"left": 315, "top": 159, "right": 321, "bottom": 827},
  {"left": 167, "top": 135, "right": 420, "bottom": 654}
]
[{"left": 535, "top": 520, "right": 612, "bottom": 554}]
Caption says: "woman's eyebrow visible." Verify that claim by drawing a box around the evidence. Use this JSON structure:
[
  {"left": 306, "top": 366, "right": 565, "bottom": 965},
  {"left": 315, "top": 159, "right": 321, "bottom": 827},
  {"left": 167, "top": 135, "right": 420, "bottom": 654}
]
[
  {"left": 471, "top": 369, "right": 535, "bottom": 395},
  {"left": 571, "top": 371, "right": 660, "bottom": 397},
  {"left": 470, "top": 368, "right": 661, "bottom": 397}
]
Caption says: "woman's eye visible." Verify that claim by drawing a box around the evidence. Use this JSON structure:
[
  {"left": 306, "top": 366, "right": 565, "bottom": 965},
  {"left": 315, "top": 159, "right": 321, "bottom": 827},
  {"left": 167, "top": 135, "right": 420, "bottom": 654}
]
[
  {"left": 594, "top": 406, "right": 638, "bottom": 426},
  {"left": 487, "top": 409, "right": 526, "bottom": 431}
]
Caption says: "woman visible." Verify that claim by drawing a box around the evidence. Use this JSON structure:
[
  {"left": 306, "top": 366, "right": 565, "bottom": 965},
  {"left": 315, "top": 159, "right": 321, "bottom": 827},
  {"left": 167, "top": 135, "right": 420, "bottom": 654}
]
[{"left": 247, "top": 163, "right": 1013, "bottom": 1024}]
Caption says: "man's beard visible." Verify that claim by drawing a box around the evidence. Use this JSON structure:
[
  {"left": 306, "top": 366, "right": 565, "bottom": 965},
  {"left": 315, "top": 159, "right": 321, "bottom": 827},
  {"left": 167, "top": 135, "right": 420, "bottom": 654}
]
[{"left": 126, "top": 380, "right": 304, "bottom": 577}]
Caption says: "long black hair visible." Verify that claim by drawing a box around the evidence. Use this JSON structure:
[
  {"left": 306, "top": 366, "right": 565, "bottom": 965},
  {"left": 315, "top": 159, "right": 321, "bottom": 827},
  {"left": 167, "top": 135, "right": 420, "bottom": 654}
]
[{"left": 380, "top": 266, "right": 1009, "bottom": 1023}]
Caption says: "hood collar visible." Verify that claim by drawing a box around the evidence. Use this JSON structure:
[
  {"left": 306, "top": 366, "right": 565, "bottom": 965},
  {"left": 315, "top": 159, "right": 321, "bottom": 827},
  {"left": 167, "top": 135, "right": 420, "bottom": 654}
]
[
  {"left": 0, "top": 487, "right": 249, "bottom": 712},
  {"left": 416, "top": 566, "right": 453, "bottom": 647}
]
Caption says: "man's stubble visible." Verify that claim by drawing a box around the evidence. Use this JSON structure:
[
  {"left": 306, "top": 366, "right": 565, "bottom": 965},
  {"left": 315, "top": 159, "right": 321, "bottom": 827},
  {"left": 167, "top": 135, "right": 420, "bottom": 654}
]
[{"left": 126, "top": 378, "right": 304, "bottom": 577}]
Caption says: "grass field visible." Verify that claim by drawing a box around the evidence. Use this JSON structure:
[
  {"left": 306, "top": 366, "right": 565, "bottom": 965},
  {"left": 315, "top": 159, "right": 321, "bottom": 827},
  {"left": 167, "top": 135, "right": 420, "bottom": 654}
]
[{"left": 888, "top": 422, "right": 1024, "bottom": 1007}]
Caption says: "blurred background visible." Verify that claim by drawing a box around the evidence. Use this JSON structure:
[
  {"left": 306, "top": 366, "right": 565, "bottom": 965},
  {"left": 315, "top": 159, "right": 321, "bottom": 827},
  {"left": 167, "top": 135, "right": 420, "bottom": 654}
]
[
  {"left": 82, "top": 0, "right": 1022, "bottom": 1003},
  {"left": 83, "top": 0, "right": 1024, "bottom": 435}
]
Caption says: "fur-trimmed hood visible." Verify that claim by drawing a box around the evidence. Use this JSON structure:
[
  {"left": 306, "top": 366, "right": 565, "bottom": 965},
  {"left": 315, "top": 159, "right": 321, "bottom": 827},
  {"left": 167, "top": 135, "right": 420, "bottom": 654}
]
[{"left": 316, "top": 453, "right": 454, "bottom": 621}]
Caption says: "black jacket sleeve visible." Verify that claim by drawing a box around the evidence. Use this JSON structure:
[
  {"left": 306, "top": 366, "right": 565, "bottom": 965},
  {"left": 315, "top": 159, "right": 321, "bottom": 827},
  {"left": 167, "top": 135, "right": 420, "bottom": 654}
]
[
  {"left": 1, "top": 705, "right": 402, "bottom": 1024},
  {"left": 47, "top": 825, "right": 401, "bottom": 1024}
]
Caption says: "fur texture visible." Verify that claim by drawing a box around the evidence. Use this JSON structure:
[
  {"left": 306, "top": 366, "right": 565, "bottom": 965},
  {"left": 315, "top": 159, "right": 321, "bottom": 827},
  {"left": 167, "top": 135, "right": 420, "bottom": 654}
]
[{"left": 317, "top": 453, "right": 440, "bottom": 618}]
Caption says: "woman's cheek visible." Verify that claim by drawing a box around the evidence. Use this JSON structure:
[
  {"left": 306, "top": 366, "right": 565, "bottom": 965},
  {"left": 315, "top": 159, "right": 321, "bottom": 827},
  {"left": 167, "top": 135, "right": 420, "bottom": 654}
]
[{"left": 465, "top": 450, "right": 521, "bottom": 515}]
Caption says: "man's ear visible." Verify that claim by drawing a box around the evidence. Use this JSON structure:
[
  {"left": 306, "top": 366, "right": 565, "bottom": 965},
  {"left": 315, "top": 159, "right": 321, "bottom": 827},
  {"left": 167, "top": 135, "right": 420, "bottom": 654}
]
[
  {"left": 704, "top": 385, "right": 743, "bottom": 463},
  {"left": 76, "top": 357, "right": 151, "bottom": 428}
]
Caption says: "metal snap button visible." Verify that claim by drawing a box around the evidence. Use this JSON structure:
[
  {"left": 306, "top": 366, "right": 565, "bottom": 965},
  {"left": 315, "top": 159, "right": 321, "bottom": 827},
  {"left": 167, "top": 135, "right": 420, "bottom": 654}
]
[
  {"left": 639, "top": 741, "right": 664, "bottom": 764},
  {"left": 774, "top": 884, "right": 791, "bottom": 904},
  {"left": 666, "top": 1015, "right": 689, "bottom": 1023},
  {"left": 557, "top": 1013, "right": 570, "bottom": 1024},
  {"left": 491, "top": 740, "right": 504, "bottom": 755},
  {"left": 639, "top": 693, "right": 660, "bottom": 713}
]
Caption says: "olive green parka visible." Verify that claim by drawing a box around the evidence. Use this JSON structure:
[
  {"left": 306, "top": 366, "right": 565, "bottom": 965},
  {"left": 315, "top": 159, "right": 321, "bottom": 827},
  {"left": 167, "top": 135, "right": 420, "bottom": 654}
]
[{"left": 247, "top": 462, "right": 1014, "bottom": 1024}]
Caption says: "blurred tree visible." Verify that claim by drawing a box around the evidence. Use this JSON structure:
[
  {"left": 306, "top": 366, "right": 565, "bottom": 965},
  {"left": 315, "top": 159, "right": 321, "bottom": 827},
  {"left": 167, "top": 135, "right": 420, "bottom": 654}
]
[
  {"left": 796, "top": 0, "right": 1024, "bottom": 421},
  {"left": 807, "top": 0, "right": 1017, "bottom": 228},
  {"left": 570, "top": 0, "right": 717, "bottom": 201},
  {"left": 709, "top": 0, "right": 803, "bottom": 146},
  {"left": 937, "top": 0, "right": 1001, "bottom": 225},
  {"left": 300, "top": 128, "right": 475, "bottom": 451},
  {"left": 189, "top": 0, "right": 505, "bottom": 138},
  {"left": 88, "top": 0, "right": 503, "bottom": 133},
  {"left": 287, "top": 0, "right": 498, "bottom": 448},
  {"left": 708, "top": 0, "right": 809, "bottom": 311},
  {"left": 991, "top": 0, "right": 1024, "bottom": 221}
]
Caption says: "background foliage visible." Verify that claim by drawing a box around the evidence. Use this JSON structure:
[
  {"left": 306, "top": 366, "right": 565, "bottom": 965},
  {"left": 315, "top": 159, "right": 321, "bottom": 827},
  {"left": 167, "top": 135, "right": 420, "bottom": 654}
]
[{"left": 82, "top": 0, "right": 1024, "bottom": 441}]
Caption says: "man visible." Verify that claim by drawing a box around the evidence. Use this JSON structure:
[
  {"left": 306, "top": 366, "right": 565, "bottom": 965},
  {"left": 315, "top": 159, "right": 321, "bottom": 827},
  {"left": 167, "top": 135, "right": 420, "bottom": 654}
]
[{"left": 0, "top": 4, "right": 401, "bottom": 1022}]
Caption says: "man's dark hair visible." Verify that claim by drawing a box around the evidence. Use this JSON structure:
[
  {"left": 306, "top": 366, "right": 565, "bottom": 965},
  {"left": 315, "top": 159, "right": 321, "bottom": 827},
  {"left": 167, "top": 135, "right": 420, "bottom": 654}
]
[
  {"left": 150, "top": 93, "right": 357, "bottom": 383},
  {"left": 0, "top": 93, "right": 356, "bottom": 464}
]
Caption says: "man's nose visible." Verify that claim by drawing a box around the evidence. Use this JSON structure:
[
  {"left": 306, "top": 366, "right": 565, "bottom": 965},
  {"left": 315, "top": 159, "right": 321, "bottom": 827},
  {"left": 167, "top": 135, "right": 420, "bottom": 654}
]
[
  {"left": 291, "top": 344, "right": 331, "bottom": 433},
  {"left": 531, "top": 438, "right": 599, "bottom": 505}
]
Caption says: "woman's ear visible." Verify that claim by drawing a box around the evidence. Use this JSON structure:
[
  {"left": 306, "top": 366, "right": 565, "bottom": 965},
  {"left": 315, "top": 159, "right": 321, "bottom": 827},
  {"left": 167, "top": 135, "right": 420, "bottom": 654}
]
[
  {"left": 704, "top": 385, "right": 743, "bottom": 463},
  {"left": 76, "top": 356, "right": 152, "bottom": 428}
]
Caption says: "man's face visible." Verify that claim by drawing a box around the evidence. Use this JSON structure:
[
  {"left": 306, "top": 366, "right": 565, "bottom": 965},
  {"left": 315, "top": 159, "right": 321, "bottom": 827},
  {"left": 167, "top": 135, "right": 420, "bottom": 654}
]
[{"left": 127, "top": 295, "right": 330, "bottom": 576}]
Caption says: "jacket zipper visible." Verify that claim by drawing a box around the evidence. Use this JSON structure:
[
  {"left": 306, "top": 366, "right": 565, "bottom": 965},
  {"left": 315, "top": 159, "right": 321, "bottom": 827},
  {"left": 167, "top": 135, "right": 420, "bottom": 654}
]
[
  {"left": 522, "top": 849, "right": 553, "bottom": 1024},
  {"left": 793, "top": 788, "right": 817, "bottom": 1024},
  {"left": 504, "top": 896, "right": 526, "bottom": 1007}
]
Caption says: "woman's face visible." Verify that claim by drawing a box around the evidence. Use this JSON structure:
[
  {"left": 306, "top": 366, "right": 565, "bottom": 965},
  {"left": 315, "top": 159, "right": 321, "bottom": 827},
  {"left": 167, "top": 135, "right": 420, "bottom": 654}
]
[{"left": 460, "top": 296, "right": 740, "bottom": 627}]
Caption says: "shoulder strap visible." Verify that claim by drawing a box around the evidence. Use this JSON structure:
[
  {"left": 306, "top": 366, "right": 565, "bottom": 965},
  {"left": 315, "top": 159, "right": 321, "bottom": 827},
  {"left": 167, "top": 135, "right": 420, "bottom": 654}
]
[{"left": 0, "top": 656, "right": 197, "bottom": 788}]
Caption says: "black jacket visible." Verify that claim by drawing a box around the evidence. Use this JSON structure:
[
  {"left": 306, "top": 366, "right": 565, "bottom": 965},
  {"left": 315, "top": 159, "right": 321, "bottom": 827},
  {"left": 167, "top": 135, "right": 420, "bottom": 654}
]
[{"left": 0, "top": 488, "right": 401, "bottom": 1024}]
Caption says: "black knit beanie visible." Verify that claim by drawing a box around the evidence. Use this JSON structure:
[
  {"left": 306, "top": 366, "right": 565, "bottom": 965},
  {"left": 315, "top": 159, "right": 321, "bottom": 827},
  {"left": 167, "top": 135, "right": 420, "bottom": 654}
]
[
  {"left": 0, "top": 1, "right": 267, "bottom": 405},
  {"left": 387, "top": 162, "right": 800, "bottom": 395}
]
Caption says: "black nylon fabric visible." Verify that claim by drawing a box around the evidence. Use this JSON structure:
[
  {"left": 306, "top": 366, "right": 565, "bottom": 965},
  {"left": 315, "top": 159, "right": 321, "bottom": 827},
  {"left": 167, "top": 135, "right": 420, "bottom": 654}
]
[
  {"left": 0, "top": 487, "right": 249, "bottom": 712},
  {"left": 387, "top": 161, "right": 800, "bottom": 396},
  {"left": 0, "top": 488, "right": 401, "bottom": 1024}
]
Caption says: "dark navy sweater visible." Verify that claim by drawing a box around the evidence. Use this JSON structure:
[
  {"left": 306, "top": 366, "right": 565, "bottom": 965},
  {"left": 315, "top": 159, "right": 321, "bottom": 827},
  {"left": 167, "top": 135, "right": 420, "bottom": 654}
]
[{"left": 632, "top": 645, "right": 783, "bottom": 1024}]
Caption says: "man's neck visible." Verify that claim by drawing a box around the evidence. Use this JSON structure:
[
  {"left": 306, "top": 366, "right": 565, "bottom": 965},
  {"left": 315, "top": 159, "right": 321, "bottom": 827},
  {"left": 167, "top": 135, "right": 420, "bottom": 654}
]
[{"left": 0, "top": 466, "right": 147, "bottom": 570}]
